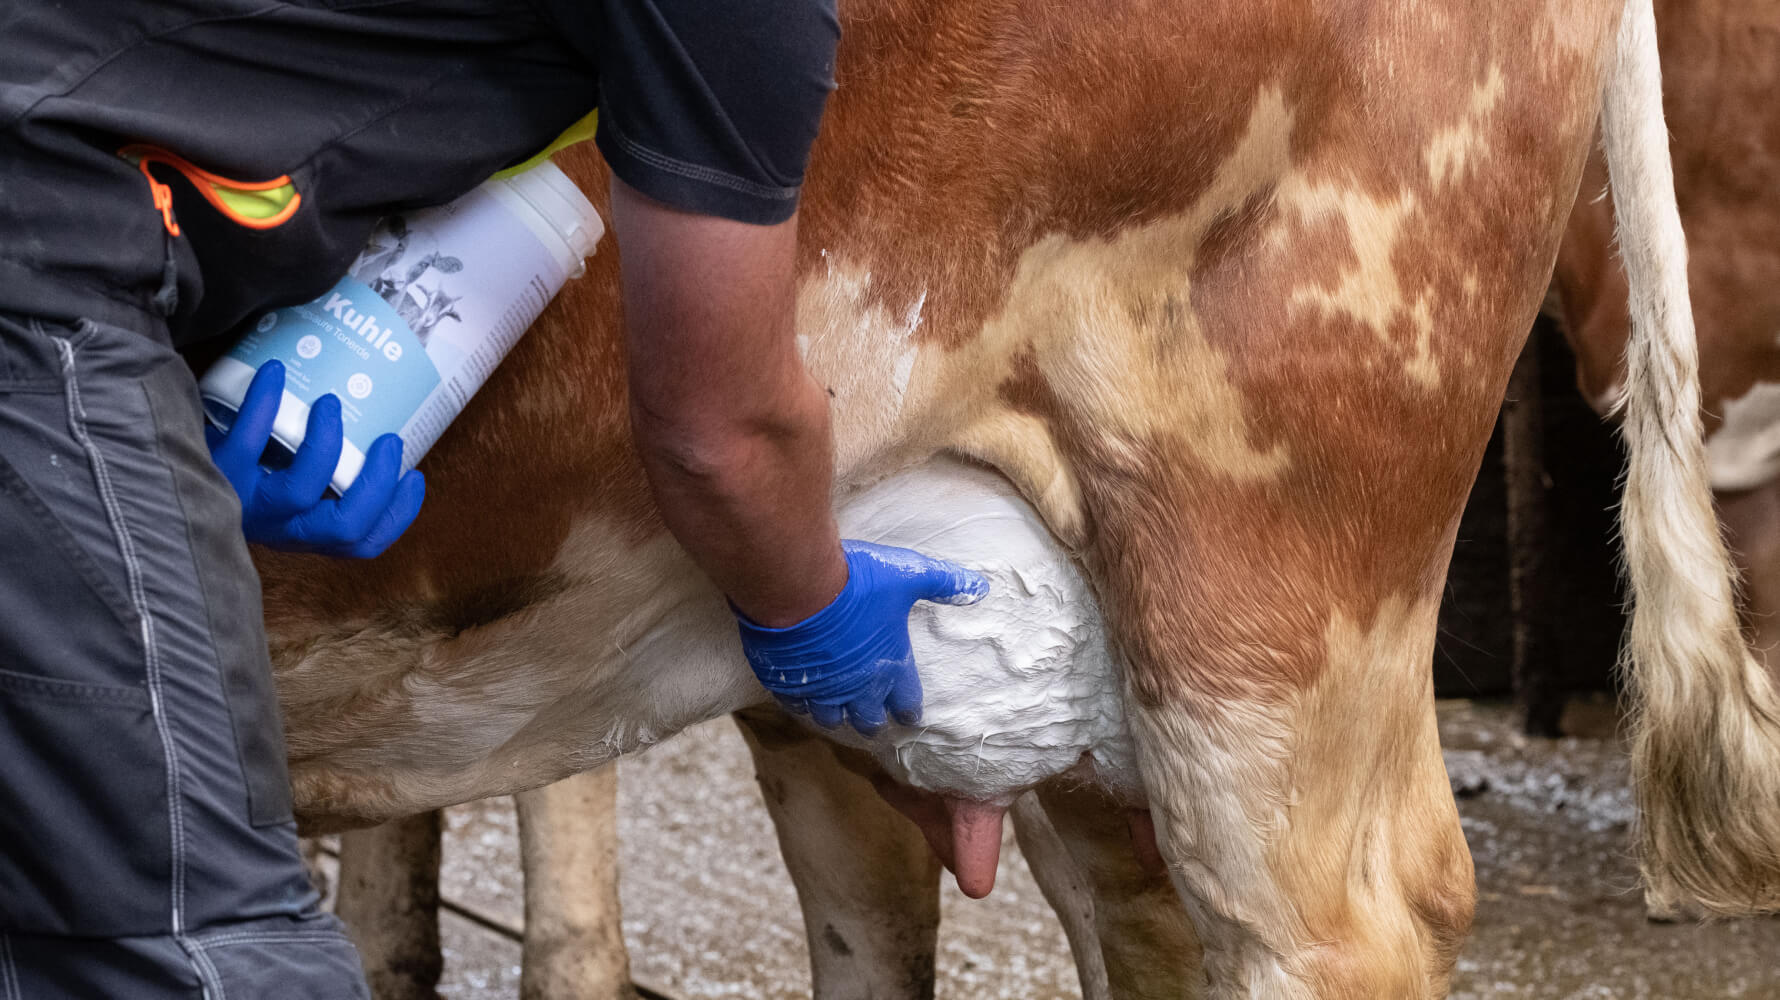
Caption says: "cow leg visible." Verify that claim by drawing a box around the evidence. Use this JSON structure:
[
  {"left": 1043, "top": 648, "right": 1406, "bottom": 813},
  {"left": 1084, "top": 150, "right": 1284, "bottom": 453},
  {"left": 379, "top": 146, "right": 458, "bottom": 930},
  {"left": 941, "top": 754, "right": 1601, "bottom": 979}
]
[
  {"left": 515, "top": 769, "right": 638, "bottom": 1000},
  {"left": 1114, "top": 589, "right": 1472, "bottom": 999},
  {"left": 1008, "top": 794, "right": 1111, "bottom": 1000},
  {"left": 732, "top": 706, "right": 942, "bottom": 1000},
  {"left": 1020, "top": 784, "right": 1202, "bottom": 999},
  {"left": 1718, "top": 479, "right": 1780, "bottom": 685},
  {"left": 335, "top": 811, "right": 445, "bottom": 1000},
  {"left": 299, "top": 836, "right": 333, "bottom": 900}
]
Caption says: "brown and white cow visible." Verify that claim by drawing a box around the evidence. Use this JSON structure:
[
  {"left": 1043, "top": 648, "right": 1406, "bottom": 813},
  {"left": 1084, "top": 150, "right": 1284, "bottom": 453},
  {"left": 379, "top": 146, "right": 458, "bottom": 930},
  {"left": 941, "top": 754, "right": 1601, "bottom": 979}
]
[
  {"left": 256, "top": 0, "right": 1780, "bottom": 995},
  {"left": 1554, "top": 0, "right": 1780, "bottom": 690}
]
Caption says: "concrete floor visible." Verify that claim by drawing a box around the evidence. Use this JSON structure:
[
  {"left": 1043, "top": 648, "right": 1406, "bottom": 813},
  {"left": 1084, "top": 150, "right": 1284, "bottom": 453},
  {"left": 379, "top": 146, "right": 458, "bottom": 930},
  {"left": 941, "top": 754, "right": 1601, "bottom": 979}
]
[
  {"left": 402, "top": 699, "right": 1780, "bottom": 999},
  {"left": 428, "top": 718, "right": 1082, "bottom": 1000}
]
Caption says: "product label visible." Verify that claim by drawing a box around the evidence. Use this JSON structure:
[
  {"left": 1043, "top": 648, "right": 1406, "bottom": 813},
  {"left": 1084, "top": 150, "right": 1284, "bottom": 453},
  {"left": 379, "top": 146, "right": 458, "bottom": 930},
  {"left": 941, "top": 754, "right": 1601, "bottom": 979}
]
[
  {"left": 224, "top": 276, "right": 441, "bottom": 457},
  {"left": 221, "top": 176, "right": 576, "bottom": 475},
  {"left": 366, "top": 186, "right": 565, "bottom": 462}
]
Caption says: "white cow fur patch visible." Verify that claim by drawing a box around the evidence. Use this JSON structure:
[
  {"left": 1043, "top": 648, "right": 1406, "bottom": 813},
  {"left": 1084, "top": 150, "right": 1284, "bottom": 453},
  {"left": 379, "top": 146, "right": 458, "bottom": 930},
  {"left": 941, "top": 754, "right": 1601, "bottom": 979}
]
[
  {"left": 1708, "top": 380, "right": 1780, "bottom": 492},
  {"left": 825, "top": 457, "right": 1136, "bottom": 802}
]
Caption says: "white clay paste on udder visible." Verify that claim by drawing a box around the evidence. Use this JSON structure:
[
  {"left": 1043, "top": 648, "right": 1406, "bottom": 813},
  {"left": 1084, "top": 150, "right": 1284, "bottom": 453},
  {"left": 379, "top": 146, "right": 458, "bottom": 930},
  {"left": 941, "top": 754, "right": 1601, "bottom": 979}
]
[{"left": 825, "top": 457, "right": 1136, "bottom": 803}]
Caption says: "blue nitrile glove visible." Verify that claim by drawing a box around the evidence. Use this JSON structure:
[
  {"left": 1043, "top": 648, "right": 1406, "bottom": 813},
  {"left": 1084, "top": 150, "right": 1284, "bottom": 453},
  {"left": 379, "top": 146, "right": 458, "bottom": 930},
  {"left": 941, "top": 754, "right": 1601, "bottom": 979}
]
[
  {"left": 205, "top": 359, "right": 425, "bottom": 558},
  {"left": 734, "top": 540, "right": 990, "bottom": 736}
]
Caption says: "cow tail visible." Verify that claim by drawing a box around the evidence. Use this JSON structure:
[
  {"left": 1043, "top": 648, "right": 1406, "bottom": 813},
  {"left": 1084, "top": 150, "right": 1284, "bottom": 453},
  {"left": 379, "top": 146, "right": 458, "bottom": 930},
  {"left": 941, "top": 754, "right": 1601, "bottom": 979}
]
[{"left": 1603, "top": 0, "right": 1780, "bottom": 914}]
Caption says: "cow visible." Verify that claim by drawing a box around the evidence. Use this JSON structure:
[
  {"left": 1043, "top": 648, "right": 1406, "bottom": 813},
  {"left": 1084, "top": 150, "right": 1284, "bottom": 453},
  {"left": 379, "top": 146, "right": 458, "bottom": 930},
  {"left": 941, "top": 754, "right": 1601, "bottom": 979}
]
[
  {"left": 331, "top": 771, "right": 633, "bottom": 1000},
  {"left": 1552, "top": 0, "right": 1780, "bottom": 688},
  {"left": 252, "top": 0, "right": 1780, "bottom": 996}
]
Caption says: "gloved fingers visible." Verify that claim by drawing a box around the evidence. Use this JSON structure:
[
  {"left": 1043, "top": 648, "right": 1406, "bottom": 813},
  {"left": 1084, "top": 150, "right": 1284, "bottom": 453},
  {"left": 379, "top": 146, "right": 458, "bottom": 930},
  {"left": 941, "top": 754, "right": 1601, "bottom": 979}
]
[
  {"left": 809, "top": 702, "right": 845, "bottom": 729},
  {"left": 281, "top": 434, "right": 402, "bottom": 551},
  {"left": 886, "top": 659, "right": 925, "bottom": 727},
  {"left": 211, "top": 360, "right": 285, "bottom": 470},
  {"left": 204, "top": 423, "right": 224, "bottom": 452},
  {"left": 344, "top": 470, "right": 425, "bottom": 559},
  {"left": 846, "top": 696, "right": 888, "bottom": 736},
  {"left": 325, "top": 433, "right": 406, "bottom": 543},
  {"left": 909, "top": 557, "right": 990, "bottom": 607},
  {"left": 255, "top": 395, "right": 342, "bottom": 518},
  {"left": 285, "top": 394, "right": 344, "bottom": 493}
]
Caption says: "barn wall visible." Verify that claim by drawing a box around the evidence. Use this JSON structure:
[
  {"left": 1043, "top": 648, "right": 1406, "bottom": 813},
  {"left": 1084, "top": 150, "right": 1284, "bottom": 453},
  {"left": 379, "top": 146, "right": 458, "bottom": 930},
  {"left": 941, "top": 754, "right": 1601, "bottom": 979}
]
[{"left": 1434, "top": 318, "right": 1626, "bottom": 720}]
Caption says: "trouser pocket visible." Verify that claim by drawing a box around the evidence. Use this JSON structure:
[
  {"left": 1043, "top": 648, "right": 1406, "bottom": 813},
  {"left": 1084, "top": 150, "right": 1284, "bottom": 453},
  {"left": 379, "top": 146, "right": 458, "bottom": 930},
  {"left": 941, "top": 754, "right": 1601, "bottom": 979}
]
[
  {"left": 4, "top": 914, "right": 371, "bottom": 999},
  {"left": 1, "top": 314, "right": 312, "bottom": 937},
  {"left": 0, "top": 322, "right": 177, "bottom": 934},
  {"left": 0, "top": 673, "right": 171, "bottom": 935},
  {"left": 185, "top": 916, "right": 371, "bottom": 1000}
]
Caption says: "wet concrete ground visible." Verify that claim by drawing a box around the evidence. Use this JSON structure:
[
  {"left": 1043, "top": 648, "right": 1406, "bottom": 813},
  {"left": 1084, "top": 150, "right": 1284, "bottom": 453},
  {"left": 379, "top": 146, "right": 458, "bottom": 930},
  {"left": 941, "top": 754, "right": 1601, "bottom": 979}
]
[
  {"left": 388, "top": 698, "right": 1780, "bottom": 998},
  {"left": 1442, "top": 698, "right": 1780, "bottom": 999},
  {"left": 427, "top": 718, "right": 1081, "bottom": 999}
]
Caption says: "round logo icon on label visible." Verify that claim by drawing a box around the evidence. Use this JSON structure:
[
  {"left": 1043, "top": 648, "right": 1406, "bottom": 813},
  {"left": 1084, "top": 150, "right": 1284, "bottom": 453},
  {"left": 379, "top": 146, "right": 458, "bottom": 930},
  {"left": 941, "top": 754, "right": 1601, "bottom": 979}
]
[
  {"left": 295, "top": 335, "right": 322, "bottom": 360},
  {"left": 347, "top": 373, "right": 374, "bottom": 400},
  {"left": 257, "top": 312, "right": 278, "bottom": 333}
]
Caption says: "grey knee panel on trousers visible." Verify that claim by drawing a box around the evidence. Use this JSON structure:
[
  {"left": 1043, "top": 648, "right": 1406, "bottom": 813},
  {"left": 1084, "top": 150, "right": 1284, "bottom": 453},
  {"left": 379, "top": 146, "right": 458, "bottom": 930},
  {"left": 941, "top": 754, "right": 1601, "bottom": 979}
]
[{"left": 0, "top": 314, "right": 368, "bottom": 998}]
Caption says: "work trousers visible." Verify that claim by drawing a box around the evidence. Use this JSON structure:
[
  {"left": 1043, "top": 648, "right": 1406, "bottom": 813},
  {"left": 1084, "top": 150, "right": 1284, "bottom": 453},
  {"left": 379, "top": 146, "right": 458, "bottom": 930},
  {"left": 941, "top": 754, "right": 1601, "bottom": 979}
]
[
  {"left": 1, "top": 3, "right": 595, "bottom": 995},
  {"left": 0, "top": 312, "right": 368, "bottom": 998},
  {"left": 1, "top": 0, "right": 836, "bottom": 992}
]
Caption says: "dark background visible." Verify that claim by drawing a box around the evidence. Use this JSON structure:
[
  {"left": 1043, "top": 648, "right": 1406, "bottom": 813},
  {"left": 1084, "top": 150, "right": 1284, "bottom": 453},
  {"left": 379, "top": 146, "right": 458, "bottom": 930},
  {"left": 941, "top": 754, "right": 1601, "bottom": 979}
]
[{"left": 1435, "top": 316, "right": 1628, "bottom": 726}]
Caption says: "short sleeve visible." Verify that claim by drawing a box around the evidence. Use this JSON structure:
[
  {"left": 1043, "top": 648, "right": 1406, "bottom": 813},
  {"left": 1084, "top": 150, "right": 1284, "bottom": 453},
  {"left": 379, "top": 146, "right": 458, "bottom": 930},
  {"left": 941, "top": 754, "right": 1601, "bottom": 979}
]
[{"left": 594, "top": 0, "right": 840, "bottom": 225}]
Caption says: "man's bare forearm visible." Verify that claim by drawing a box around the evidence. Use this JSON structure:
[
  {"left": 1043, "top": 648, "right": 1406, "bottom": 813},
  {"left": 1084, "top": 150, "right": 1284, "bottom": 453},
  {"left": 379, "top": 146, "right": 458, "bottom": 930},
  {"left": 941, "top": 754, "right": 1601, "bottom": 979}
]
[{"left": 611, "top": 178, "right": 848, "bottom": 628}]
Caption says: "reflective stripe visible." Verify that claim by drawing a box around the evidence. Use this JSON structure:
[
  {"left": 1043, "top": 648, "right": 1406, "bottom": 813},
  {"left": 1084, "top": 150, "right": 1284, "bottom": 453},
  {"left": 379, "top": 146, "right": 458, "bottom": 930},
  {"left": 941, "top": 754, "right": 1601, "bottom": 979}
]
[
  {"left": 136, "top": 158, "right": 182, "bottom": 237},
  {"left": 491, "top": 109, "right": 598, "bottom": 181},
  {"left": 118, "top": 145, "right": 301, "bottom": 232},
  {"left": 54, "top": 333, "right": 189, "bottom": 934},
  {"left": 0, "top": 933, "right": 20, "bottom": 1000}
]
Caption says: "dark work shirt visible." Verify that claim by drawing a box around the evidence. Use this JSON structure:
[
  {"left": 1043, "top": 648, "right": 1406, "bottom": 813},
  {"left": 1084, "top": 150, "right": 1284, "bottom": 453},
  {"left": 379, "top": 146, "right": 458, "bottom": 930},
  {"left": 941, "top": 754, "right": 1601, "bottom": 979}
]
[{"left": 0, "top": 0, "right": 839, "bottom": 344}]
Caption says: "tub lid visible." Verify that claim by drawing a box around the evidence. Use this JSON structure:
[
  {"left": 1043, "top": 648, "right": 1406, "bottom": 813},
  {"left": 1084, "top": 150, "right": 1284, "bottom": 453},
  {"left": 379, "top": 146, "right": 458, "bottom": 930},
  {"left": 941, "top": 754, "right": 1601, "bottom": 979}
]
[{"left": 497, "top": 159, "right": 605, "bottom": 263}]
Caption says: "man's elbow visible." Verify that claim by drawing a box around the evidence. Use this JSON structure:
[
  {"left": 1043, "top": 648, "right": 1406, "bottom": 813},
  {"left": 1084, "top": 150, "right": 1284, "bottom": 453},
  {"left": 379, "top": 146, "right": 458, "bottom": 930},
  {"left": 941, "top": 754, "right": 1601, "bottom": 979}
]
[{"left": 629, "top": 391, "right": 830, "bottom": 486}]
